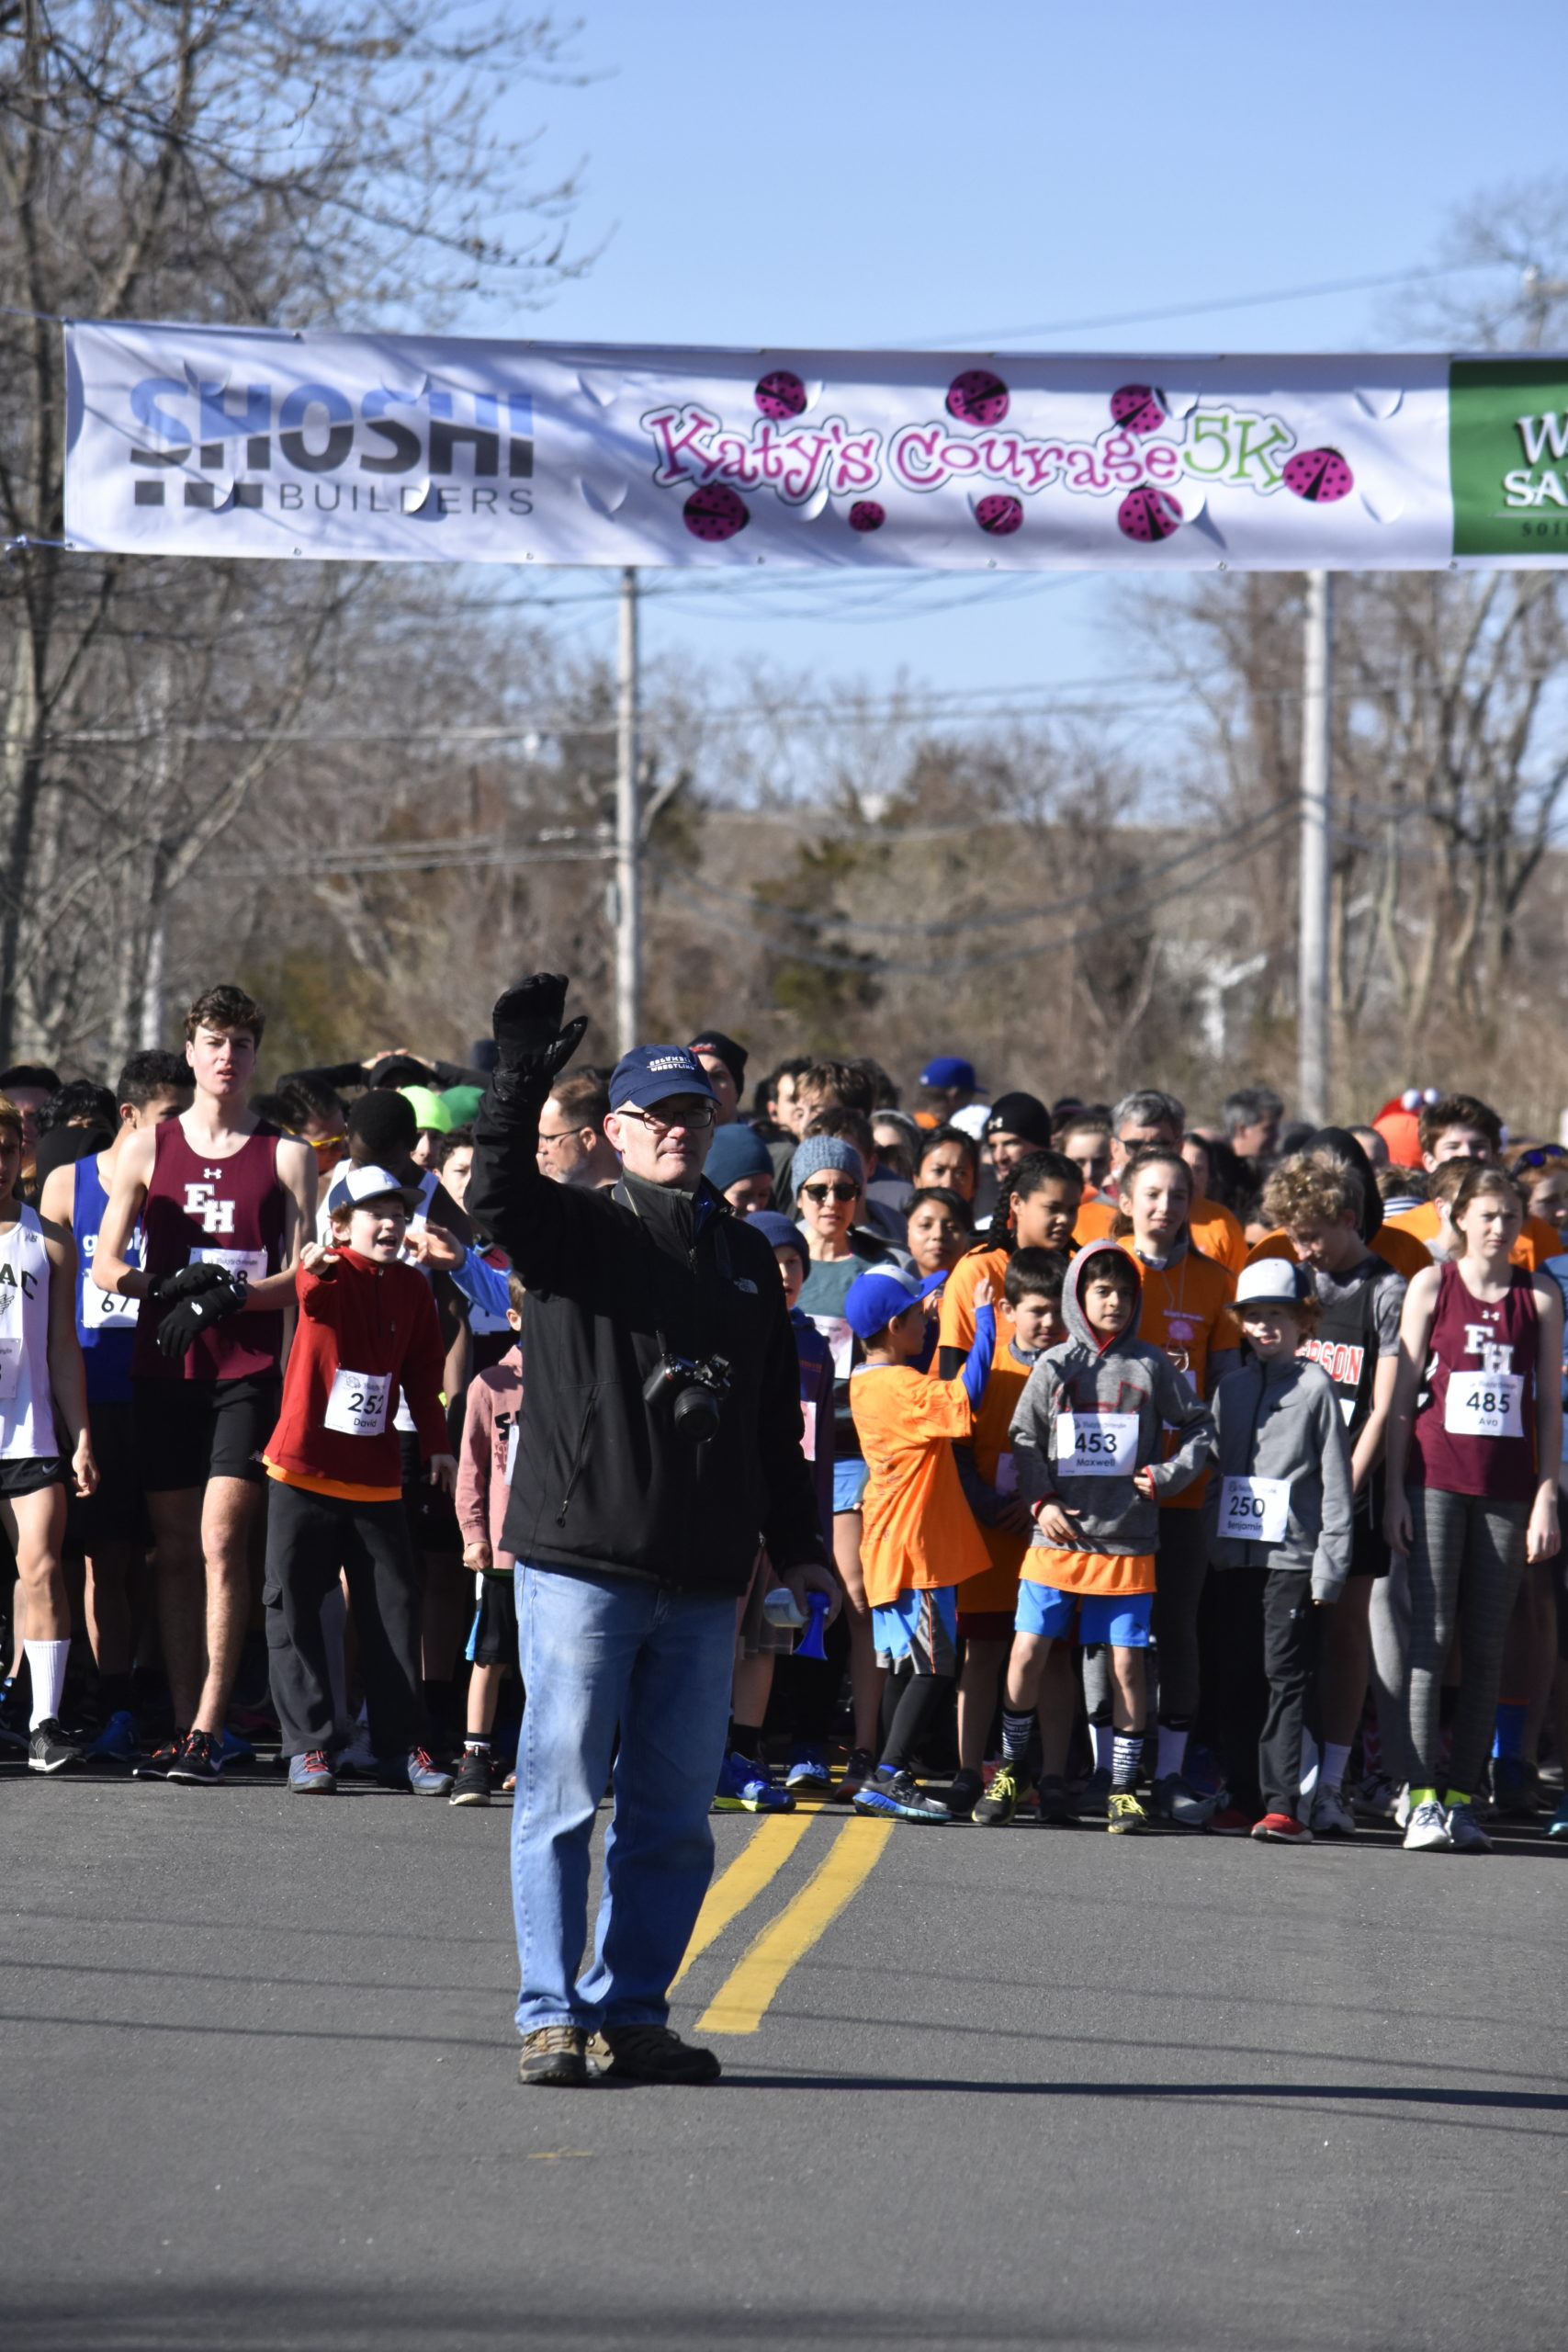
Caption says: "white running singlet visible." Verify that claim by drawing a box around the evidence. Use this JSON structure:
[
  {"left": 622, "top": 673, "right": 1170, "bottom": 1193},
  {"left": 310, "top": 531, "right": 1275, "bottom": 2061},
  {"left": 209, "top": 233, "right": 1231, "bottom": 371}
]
[{"left": 0, "top": 1205, "right": 59, "bottom": 1460}]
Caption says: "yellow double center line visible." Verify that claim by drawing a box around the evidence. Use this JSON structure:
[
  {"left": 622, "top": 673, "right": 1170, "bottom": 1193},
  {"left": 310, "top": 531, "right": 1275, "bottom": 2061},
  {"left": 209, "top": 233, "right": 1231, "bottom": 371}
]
[{"left": 672, "top": 1812, "right": 895, "bottom": 2034}]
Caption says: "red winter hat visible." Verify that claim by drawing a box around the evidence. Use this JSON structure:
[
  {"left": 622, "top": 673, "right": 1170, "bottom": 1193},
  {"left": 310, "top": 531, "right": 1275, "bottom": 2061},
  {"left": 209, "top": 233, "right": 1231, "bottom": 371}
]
[{"left": 1372, "top": 1089, "right": 1438, "bottom": 1167}]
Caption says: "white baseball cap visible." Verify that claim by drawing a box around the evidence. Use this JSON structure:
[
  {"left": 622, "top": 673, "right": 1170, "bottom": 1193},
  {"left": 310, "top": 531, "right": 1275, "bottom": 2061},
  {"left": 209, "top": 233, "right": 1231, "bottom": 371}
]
[
  {"left": 1234, "top": 1256, "right": 1313, "bottom": 1309},
  {"left": 325, "top": 1162, "right": 422, "bottom": 1217}
]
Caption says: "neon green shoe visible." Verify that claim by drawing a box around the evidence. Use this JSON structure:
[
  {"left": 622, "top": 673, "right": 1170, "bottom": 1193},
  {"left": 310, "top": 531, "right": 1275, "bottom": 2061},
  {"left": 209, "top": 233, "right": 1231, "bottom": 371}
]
[{"left": 1106, "top": 1789, "right": 1149, "bottom": 1835}]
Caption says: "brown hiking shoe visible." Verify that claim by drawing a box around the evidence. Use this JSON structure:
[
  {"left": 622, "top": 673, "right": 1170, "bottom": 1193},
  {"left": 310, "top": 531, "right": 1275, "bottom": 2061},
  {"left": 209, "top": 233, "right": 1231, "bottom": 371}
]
[
  {"left": 597, "top": 2024, "right": 721, "bottom": 2086},
  {"left": 517, "top": 2026, "right": 589, "bottom": 2086}
]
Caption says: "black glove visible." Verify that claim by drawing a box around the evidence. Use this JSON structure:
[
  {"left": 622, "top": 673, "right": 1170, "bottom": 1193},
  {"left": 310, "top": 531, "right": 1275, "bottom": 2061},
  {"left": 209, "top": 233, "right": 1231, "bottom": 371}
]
[
  {"left": 154, "top": 1272, "right": 249, "bottom": 1358},
  {"left": 152, "top": 1263, "right": 232, "bottom": 1303},
  {"left": 491, "top": 974, "right": 588, "bottom": 1084}
]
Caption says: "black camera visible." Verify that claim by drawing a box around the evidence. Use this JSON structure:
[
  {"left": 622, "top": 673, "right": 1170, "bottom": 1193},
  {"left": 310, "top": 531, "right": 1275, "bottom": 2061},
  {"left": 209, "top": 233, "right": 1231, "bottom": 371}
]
[{"left": 641, "top": 1351, "right": 733, "bottom": 1445}]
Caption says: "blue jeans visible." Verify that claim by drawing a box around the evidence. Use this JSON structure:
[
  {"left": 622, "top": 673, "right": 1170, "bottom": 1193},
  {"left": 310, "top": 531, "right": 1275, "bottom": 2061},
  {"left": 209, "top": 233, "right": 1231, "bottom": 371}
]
[{"left": 513, "top": 1562, "right": 736, "bottom": 2035}]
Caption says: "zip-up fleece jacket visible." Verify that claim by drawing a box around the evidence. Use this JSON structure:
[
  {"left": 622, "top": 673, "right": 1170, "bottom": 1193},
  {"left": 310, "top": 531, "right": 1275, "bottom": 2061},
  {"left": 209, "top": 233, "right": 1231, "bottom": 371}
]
[
  {"left": 265, "top": 1250, "right": 448, "bottom": 1488},
  {"left": 469, "top": 1066, "right": 829, "bottom": 1595},
  {"left": 1010, "top": 1244, "right": 1213, "bottom": 1554},
  {"left": 1205, "top": 1355, "right": 1355, "bottom": 1601}
]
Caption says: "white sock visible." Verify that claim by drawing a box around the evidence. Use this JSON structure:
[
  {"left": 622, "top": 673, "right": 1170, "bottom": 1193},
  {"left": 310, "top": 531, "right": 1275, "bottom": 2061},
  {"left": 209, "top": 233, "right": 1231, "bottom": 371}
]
[
  {"left": 1093, "top": 1724, "right": 1115, "bottom": 1773},
  {"left": 1156, "top": 1723, "right": 1189, "bottom": 1781},
  {"left": 1322, "top": 1740, "right": 1352, "bottom": 1792},
  {"left": 27, "top": 1638, "right": 70, "bottom": 1729},
  {"left": 1299, "top": 1727, "right": 1320, "bottom": 1805}
]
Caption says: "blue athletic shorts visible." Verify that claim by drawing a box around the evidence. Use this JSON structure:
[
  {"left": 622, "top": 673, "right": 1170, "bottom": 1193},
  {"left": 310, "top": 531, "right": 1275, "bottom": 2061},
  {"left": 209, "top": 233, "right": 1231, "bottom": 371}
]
[
  {"left": 872, "top": 1585, "right": 958, "bottom": 1674},
  {"left": 1014, "top": 1580, "right": 1154, "bottom": 1647},
  {"left": 832, "top": 1457, "right": 871, "bottom": 1514}
]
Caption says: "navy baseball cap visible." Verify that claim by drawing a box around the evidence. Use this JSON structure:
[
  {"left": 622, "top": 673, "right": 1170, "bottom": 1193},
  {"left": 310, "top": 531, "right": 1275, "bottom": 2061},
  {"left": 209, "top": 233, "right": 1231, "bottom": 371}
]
[
  {"left": 608, "top": 1044, "right": 718, "bottom": 1114},
  {"left": 919, "top": 1055, "right": 976, "bottom": 1091}
]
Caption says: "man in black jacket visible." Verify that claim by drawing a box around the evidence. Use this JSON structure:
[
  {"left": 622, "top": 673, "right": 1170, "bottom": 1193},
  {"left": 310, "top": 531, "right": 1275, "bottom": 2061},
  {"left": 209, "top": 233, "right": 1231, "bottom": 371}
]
[{"left": 469, "top": 976, "right": 838, "bottom": 2089}]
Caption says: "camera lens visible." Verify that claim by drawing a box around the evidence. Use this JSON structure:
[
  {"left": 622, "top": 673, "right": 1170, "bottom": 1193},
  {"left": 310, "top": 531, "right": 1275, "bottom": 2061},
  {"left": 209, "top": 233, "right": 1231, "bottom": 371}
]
[{"left": 671, "top": 1385, "right": 722, "bottom": 1444}]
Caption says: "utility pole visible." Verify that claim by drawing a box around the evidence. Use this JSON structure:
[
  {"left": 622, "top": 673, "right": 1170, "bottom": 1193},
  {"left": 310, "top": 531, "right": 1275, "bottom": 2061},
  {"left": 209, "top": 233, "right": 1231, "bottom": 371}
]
[
  {"left": 1297, "top": 570, "right": 1333, "bottom": 1125},
  {"left": 614, "top": 566, "right": 641, "bottom": 1056}
]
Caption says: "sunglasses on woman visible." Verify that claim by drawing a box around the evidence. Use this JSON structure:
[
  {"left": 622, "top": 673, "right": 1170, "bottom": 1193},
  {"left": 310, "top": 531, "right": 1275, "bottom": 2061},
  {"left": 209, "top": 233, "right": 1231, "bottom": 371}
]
[{"left": 800, "top": 1181, "right": 860, "bottom": 1204}]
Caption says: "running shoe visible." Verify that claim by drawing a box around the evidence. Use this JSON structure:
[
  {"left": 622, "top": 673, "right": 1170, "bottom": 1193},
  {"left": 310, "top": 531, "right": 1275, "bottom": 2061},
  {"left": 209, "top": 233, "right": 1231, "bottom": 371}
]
[
  {"left": 1445, "top": 1801, "right": 1493, "bottom": 1854},
  {"left": 1077, "top": 1765, "right": 1112, "bottom": 1819},
  {"left": 1403, "top": 1798, "right": 1451, "bottom": 1852},
  {"left": 1181, "top": 1740, "right": 1227, "bottom": 1799},
  {"left": 1393, "top": 1783, "right": 1414, "bottom": 1829},
  {"left": 852, "top": 1765, "right": 950, "bottom": 1821},
  {"left": 1251, "top": 1811, "right": 1314, "bottom": 1844},
  {"left": 0, "top": 1683, "right": 33, "bottom": 1751},
  {"left": 1546, "top": 1793, "right": 1568, "bottom": 1841},
  {"left": 85, "top": 1709, "right": 140, "bottom": 1767},
  {"left": 216, "top": 1726, "right": 256, "bottom": 1774},
  {"left": 945, "top": 1765, "right": 984, "bottom": 1821},
  {"left": 596, "top": 2024, "right": 721, "bottom": 2086},
  {"left": 784, "top": 1744, "right": 833, "bottom": 1792},
  {"left": 449, "top": 1749, "right": 493, "bottom": 1806},
  {"left": 1151, "top": 1771, "right": 1219, "bottom": 1828},
  {"left": 133, "top": 1732, "right": 188, "bottom": 1781},
  {"left": 714, "top": 1750, "right": 795, "bottom": 1814},
  {"left": 1036, "top": 1774, "right": 1075, "bottom": 1826},
  {"left": 166, "top": 1729, "right": 223, "bottom": 1784},
  {"left": 288, "top": 1749, "right": 337, "bottom": 1794},
  {"left": 400, "top": 1747, "right": 455, "bottom": 1797},
  {"left": 1487, "top": 1755, "right": 1540, "bottom": 1820},
  {"left": 28, "top": 1718, "right": 83, "bottom": 1774},
  {"left": 1106, "top": 1790, "right": 1149, "bottom": 1835},
  {"left": 973, "top": 1758, "right": 1030, "bottom": 1826},
  {"left": 517, "top": 2026, "right": 590, "bottom": 2087},
  {"left": 333, "top": 1730, "right": 378, "bottom": 1777},
  {"left": 1311, "top": 1783, "right": 1359, "bottom": 1839},
  {"left": 836, "top": 1746, "right": 876, "bottom": 1803},
  {"left": 1205, "top": 1806, "right": 1257, "bottom": 1838},
  {"left": 1353, "top": 1773, "right": 1400, "bottom": 1821}
]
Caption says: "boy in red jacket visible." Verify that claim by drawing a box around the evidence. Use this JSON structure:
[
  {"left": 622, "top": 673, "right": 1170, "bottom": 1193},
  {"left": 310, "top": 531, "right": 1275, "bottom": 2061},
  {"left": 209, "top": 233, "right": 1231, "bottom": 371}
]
[{"left": 262, "top": 1163, "right": 457, "bottom": 1794}]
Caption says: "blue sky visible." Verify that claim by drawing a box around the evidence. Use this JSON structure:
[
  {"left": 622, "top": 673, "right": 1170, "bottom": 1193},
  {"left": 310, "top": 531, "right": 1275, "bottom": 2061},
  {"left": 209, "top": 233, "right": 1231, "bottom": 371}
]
[{"left": 487, "top": 1, "right": 1566, "bottom": 712}]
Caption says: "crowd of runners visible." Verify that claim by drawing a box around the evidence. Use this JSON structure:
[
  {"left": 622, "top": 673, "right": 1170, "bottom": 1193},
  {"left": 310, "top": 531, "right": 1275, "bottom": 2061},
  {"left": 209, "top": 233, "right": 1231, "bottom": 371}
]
[{"left": 4, "top": 986, "right": 1568, "bottom": 1856}]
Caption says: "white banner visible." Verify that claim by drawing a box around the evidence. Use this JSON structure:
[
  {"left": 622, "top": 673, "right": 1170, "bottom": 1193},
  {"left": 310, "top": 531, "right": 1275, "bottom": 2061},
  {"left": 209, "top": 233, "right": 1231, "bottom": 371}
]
[{"left": 62, "top": 322, "right": 1568, "bottom": 569}]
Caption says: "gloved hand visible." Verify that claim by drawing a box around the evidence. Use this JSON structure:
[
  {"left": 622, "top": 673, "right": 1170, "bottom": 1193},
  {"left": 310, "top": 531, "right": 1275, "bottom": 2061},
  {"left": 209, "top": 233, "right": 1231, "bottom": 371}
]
[
  {"left": 152, "top": 1262, "right": 233, "bottom": 1303},
  {"left": 154, "top": 1271, "right": 249, "bottom": 1358},
  {"left": 491, "top": 974, "right": 588, "bottom": 1084}
]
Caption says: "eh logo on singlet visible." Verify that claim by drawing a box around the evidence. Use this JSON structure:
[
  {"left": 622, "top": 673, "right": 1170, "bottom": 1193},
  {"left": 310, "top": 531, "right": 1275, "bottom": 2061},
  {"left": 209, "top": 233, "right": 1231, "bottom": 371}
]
[
  {"left": 1462, "top": 1324, "right": 1514, "bottom": 1375},
  {"left": 183, "top": 1181, "right": 236, "bottom": 1236}
]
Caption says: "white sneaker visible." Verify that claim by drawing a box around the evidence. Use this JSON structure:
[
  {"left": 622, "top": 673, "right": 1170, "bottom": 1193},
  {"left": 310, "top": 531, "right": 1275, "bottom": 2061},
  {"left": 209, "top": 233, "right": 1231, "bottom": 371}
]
[
  {"left": 1354, "top": 1773, "right": 1399, "bottom": 1820},
  {"left": 1403, "top": 1798, "right": 1451, "bottom": 1851},
  {"left": 1445, "top": 1801, "right": 1493, "bottom": 1854},
  {"left": 333, "top": 1732, "right": 377, "bottom": 1775},
  {"left": 1393, "top": 1782, "right": 1414, "bottom": 1829},
  {"left": 1311, "top": 1783, "right": 1359, "bottom": 1838}
]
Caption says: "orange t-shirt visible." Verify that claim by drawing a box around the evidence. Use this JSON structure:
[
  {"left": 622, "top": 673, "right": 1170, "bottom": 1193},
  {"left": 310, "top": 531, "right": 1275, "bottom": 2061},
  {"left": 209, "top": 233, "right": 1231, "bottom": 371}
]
[
  {"left": 1116, "top": 1246, "right": 1236, "bottom": 1510},
  {"left": 958, "top": 1341, "right": 1034, "bottom": 1609},
  {"left": 1075, "top": 1191, "right": 1246, "bottom": 1273},
  {"left": 848, "top": 1363, "right": 991, "bottom": 1606},
  {"left": 1385, "top": 1199, "right": 1558, "bottom": 1271},
  {"left": 1026, "top": 1546, "right": 1156, "bottom": 1597},
  {"left": 937, "top": 1247, "right": 1012, "bottom": 1363},
  {"left": 1248, "top": 1223, "right": 1431, "bottom": 1280}
]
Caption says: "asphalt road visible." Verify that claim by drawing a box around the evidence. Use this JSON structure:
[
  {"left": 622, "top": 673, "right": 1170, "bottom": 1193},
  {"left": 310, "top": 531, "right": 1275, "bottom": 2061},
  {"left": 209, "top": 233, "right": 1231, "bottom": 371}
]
[{"left": 6, "top": 1766, "right": 1565, "bottom": 2352}]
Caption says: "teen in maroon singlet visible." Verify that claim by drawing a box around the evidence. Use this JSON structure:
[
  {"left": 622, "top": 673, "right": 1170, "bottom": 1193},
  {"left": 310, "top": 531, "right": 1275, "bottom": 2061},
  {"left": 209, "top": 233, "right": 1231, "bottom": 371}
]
[
  {"left": 92, "top": 985, "right": 315, "bottom": 1783},
  {"left": 1384, "top": 1165, "right": 1562, "bottom": 1853}
]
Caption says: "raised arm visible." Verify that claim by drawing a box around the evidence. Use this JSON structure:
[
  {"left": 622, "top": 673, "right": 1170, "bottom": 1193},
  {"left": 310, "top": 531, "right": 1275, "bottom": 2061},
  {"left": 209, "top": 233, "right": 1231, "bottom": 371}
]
[{"left": 468, "top": 976, "right": 596, "bottom": 1290}]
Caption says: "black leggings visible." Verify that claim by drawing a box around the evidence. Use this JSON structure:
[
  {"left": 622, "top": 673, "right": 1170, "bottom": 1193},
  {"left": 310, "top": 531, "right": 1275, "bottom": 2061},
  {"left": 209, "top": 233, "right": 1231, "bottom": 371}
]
[
  {"left": 1406, "top": 1487, "right": 1529, "bottom": 1796},
  {"left": 264, "top": 1481, "right": 425, "bottom": 1760}
]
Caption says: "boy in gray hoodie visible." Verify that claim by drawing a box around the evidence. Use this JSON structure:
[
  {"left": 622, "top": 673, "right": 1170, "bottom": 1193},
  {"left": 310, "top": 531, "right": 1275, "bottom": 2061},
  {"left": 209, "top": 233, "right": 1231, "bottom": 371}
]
[
  {"left": 984, "top": 1245, "right": 1213, "bottom": 1834},
  {"left": 1205, "top": 1257, "right": 1354, "bottom": 1844}
]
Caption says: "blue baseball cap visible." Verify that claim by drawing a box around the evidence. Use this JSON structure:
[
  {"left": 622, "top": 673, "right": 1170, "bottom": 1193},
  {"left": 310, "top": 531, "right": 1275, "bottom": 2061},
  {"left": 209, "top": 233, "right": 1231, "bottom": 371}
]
[
  {"left": 919, "top": 1055, "right": 977, "bottom": 1091},
  {"left": 843, "top": 1267, "right": 927, "bottom": 1340},
  {"left": 608, "top": 1044, "right": 718, "bottom": 1114}
]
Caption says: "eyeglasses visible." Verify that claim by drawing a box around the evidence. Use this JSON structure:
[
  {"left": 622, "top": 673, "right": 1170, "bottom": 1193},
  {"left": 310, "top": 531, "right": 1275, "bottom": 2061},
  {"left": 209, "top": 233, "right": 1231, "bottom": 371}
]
[
  {"left": 615, "top": 1102, "right": 716, "bottom": 1134},
  {"left": 1511, "top": 1145, "right": 1568, "bottom": 1171},
  {"left": 801, "top": 1181, "right": 860, "bottom": 1204}
]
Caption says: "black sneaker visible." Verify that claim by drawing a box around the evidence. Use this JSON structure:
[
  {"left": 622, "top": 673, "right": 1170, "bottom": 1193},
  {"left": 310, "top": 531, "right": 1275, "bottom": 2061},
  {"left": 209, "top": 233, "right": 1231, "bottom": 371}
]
[
  {"left": 517, "top": 2027, "right": 590, "bottom": 2086},
  {"left": 946, "top": 1765, "right": 984, "bottom": 1820},
  {"left": 166, "top": 1729, "right": 223, "bottom": 1784},
  {"left": 837, "top": 1746, "right": 876, "bottom": 1803},
  {"left": 28, "top": 1718, "right": 84, "bottom": 1774},
  {"left": 1037, "top": 1774, "right": 1075, "bottom": 1826},
  {"left": 596, "top": 2024, "right": 721, "bottom": 2086},
  {"left": 133, "top": 1731, "right": 189, "bottom": 1780},
  {"left": 449, "top": 1749, "right": 492, "bottom": 1807}
]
